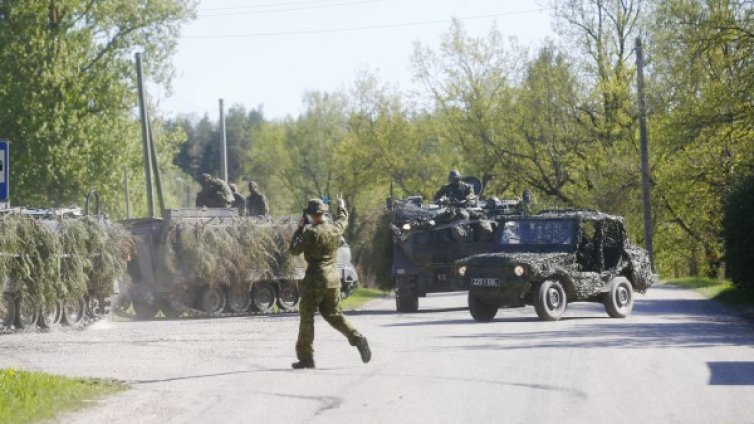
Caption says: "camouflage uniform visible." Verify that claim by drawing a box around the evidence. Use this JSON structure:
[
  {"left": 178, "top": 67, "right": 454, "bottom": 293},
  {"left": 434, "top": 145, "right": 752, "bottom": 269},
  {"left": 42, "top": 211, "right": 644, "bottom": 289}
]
[
  {"left": 289, "top": 199, "right": 366, "bottom": 365},
  {"left": 433, "top": 181, "right": 475, "bottom": 205},
  {"left": 247, "top": 192, "right": 268, "bottom": 216},
  {"left": 247, "top": 181, "right": 269, "bottom": 217},
  {"left": 196, "top": 176, "right": 234, "bottom": 208}
]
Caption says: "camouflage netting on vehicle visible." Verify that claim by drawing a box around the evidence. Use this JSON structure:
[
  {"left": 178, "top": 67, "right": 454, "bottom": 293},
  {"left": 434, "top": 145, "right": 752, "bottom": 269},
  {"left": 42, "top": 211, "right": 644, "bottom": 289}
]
[
  {"left": 0, "top": 213, "right": 131, "bottom": 309},
  {"left": 159, "top": 218, "right": 304, "bottom": 291},
  {"left": 357, "top": 209, "right": 394, "bottom": 291}
]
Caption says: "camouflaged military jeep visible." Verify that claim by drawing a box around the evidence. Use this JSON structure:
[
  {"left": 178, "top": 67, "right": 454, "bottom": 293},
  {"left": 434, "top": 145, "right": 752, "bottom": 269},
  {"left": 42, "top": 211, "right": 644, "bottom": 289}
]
[{"left": 455, "top": 210, "right": 656, "bottom": 322}]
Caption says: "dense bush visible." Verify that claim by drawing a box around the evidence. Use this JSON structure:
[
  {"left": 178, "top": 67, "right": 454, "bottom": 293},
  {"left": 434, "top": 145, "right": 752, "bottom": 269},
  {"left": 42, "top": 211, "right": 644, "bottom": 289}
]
[{"left": 722, "top": 172, "right": 754, "bottom": 289}]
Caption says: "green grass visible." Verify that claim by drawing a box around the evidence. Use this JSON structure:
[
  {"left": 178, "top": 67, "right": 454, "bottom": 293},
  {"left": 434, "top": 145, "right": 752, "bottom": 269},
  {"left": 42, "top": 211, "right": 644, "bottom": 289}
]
[
  {"left": 0, "top": 369, "right": 124, "bottom": 424},
  {"left": 665, "top": 277, "right": 754, "bottom": 307},
  {"left": 341, "top": 287, "right": 388, "bottom": 310}
]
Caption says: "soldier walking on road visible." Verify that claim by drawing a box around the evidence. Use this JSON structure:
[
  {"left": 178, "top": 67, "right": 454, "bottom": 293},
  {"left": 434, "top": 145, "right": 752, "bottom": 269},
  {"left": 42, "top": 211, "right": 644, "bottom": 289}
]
[
  {"left": 195, "top": 173, "right": 234, "bottom": 208},
  {"left": 247, "top": 181, "right": 269, "bottom": 217},
  {"left": 289, "top": 196, "right": 371, "bottom": 369},
  {"left": 229, "top": 183, "right": 247, "bottom": 216}
]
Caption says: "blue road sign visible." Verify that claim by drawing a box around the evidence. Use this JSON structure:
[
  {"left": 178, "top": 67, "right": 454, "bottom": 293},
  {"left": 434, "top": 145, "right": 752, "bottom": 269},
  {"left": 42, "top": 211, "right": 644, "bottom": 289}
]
[{"left": 0, "top": 140, "right": 8, "bottom": 202}]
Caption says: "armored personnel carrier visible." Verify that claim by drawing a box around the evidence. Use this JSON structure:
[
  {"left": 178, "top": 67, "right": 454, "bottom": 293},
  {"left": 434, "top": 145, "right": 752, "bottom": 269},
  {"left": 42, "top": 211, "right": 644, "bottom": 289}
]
[
  {"left": 455, "top": 209, "right": 657, "bottom": 322},
  {"left": 389, "top": 178, "right": 529, "bottom": 312},
  {"left": 118, "top": 208, "right": 359, "bottom": 319},
  {"left": 0, "top": 194, "right": 129, "bottom": 332}
]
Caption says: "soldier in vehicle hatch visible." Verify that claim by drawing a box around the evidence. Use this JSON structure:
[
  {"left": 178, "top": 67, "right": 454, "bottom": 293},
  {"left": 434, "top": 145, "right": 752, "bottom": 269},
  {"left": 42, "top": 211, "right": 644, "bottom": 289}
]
[
  {"left": 229, "top": 183, "right": 246, "bottom": 216},
  {"left": 288, "top": 196, "right": 371, "bottom": 369},
  {"left": 433, "top": 169, "right": 476, "bottom": 206},
  {"left": 247, "top": 181, "right": 269, "bottom": 217},
  {"left": 195, "top": 173, "right": 234, "bottom": 208}
]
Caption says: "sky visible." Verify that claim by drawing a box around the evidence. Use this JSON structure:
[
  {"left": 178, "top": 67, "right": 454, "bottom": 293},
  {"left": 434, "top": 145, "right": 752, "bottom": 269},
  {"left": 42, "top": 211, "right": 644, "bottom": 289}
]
[{"left": 155, "top": 0, "right": 555, "bottom": 120}]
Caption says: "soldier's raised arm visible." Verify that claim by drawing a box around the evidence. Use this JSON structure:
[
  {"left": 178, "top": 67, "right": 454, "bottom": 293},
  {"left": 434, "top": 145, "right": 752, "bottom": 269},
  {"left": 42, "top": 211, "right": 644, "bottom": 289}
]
[{"left": 333, "top": 194, "right": 349, "bottom": 236}]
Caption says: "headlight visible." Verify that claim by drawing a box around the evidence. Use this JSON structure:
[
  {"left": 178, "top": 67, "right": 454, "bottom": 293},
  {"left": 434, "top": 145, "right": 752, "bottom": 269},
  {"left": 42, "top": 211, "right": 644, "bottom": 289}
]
[
  {"left": 428, "top": 220, "right": 435, "bottom": 226},
  {"left": 513, "top": 265, "right": 525, "bottom": 277},
  {"left": 457, "top": 266, "right": 467, "bottom": 276},
  {"left": 402, "top": 223, "right": 411, "bottom": 231}
]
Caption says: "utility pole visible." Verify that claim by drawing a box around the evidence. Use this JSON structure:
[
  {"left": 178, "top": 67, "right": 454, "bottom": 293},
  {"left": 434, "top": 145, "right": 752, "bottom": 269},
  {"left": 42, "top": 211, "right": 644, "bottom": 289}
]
[
  {"left": 219, "top": 98, "right": 228, "bottom": 182},
  {"left": 135, "top": 53, "right": 155, "bottom": 218},
  {"left": 124, "top": 166, "right": 131, "bottom": 219},
  {"left": 636, "top": 37, "right": 654, "bottom": 270}
]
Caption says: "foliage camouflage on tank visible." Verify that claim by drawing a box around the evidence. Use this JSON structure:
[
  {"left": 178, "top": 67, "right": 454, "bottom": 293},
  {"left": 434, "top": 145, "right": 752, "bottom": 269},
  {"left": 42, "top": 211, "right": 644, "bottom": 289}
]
[
  {"left": 0, "top": 209, "right": 131, "bottom": 332},
  {"left": 456, "top": 209, "right": 657, "bottom": 322},
  {"left": 119, "top": 208, "right": 359, "bottom": 320}
]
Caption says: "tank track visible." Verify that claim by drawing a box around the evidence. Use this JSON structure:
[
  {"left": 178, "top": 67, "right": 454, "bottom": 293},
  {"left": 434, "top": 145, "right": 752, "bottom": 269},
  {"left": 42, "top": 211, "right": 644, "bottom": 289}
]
[{"left": 0, "top": 312, "right": 106, "bottom": 335}]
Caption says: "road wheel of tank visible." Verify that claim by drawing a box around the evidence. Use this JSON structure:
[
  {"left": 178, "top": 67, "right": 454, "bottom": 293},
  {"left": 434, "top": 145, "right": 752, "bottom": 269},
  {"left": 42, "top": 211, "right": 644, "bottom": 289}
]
[
  {"left": 395, "top": 286, "right": 418, "bottom": 313},
  {"left": 15, "top": 297, "right": 38, "bottom": 329},
  {"left": 534, "top": 279, "right": 567, "bottom": 321},
  {"left": 603, "top": 277, "right": 634, "bottom": 318},
  {"left": 468, "top": 291, "right": 497, "bottom": 322},
  {"left": 1, "top": 293, "right": 16, "bottom": 327},
  {"left": 132, "top": 301, "right": 159, "bottom": 320},
  {"left": 200, "top": 287, "right": 227, "bottom": 314},
  {"left": 62, "top": 297, "right": 87, "bottom": 325},
  {"left": 38, "top": 299, "right": 63, "bottom": 329},
  {"left": 226, "top": 285, "right": 252, "bottom": 313},
  {"left": 276, "top": 280, "right": 300, "bottom": 312},
  {"left": 251, "top": 281, "right": 276, "bottom": 313},
  {"left": 87, "top": 296, "right": 109, "bottom": 318}
]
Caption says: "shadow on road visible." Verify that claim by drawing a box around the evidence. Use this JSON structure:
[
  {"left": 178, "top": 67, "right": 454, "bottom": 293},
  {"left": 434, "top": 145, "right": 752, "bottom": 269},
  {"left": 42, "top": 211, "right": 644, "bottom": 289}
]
[
  {"left": 345, "top": 306, "right": 468, "bottom": 317},
  {"left": 708, "top": 362, "right": 754, "bottom": 385}
]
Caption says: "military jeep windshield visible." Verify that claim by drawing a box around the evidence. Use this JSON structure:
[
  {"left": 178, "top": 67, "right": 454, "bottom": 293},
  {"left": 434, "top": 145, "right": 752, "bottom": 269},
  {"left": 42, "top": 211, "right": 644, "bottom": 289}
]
[{"left": 498, "top": 219, "right": 576, "bottom": 250}]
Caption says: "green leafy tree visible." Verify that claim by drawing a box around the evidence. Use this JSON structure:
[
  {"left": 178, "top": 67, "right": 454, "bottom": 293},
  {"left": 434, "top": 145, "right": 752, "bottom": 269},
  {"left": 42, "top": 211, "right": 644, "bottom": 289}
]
[{"left": 0, "top": 0, "right": 195, "bottom": 216}]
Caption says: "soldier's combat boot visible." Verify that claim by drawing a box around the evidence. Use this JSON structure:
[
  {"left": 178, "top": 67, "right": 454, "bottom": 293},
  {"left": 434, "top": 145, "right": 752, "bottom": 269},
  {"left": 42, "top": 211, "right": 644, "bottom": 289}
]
[
  {"left": 355, "top": 336, "right": 371, "bottom": 363},
  {"left": 291, "top": 359, "right": 315, "bottom": 369}
]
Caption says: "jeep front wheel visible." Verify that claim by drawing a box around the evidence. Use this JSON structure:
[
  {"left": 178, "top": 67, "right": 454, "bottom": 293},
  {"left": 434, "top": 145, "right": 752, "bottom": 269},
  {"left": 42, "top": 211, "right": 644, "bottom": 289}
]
[
  {"left": 534, "top": 279, "right": 567, "bottom": 321},
  {"left": 468, "top": 291, "right": 497, "bottom": 322},
  {"left": 603, "top": 277, "right": 634, "bottom": 318}
]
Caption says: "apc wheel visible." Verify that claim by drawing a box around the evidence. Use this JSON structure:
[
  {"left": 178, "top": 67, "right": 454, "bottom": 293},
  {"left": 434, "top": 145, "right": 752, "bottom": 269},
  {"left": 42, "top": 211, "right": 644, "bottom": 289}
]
[
  {"left": 276, "top": 280, "right": 300, "bottom": 312},
  {"left": 38, "top": 299, "right": 63, "bottom": 329},
  {"left": 132, "top": 301, "right": 159, "bottom": 320},
  {"left": 604, "top": 277, "right": 634, "bottom": 318},
  {"left": 468, "top": 291, "right": 497, "bottom": 322},
  {"left": 534, "top": 279, "right": 567, "bottom": 321},
  {"left": 251, "top": 281, "right": 275, "bottom": 313},
  {"left": 0, "top": 294, "right": 15, "bottom": 327},
  {"left": 15, "top": 298, "right": 38, "bottom": 329},
  {"left": 63, "top": 297, "right": 87, "bottom": 325},
  {"left": 395, "top": 286, "right": 418, "bottom": 313},
  {"left": 200, "top": 287, "right": 227, "bottom": 314},
  {"left": 226, "top": 285, "right": 252, "bottom": 313}
]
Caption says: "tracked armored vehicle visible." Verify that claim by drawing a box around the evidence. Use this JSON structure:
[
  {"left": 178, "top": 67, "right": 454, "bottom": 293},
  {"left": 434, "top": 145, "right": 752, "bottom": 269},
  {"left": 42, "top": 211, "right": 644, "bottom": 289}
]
[
  {"left": 455, "top": 209, "right": 656, "bottom": 322},
  {"left": 118, "top": 208, "right": 359, "bottom": 319},
  {"left": 389, "top": 178, "right": 529, "bottom": 312},
  {"left": 0, "top": 193, "right": 129, "bottom": 332}
]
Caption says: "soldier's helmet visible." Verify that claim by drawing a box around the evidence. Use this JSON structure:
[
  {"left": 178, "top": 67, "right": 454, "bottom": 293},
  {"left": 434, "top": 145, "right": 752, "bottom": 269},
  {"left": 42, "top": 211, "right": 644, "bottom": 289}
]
[
  {"left": 448, "top": 169, "right": 462, "bottom": 184},
  {"left": 304, "top": 198, "right": 328, "bottom": 214},
  {"left": 229, "top": 183, "right": 238, "bottom": 194},
  {"left": 249, "top": 181, "right": 259, "bottom": 192},
  {"left": 201, "top": 173, "right": 212, "bottom": 184}
]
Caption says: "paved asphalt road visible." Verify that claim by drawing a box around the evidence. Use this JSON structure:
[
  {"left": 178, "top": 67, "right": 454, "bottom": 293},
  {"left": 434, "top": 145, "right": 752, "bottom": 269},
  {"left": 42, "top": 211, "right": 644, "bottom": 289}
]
[{"left": 1, "top": 284, "right": 754, "bottom": 424}]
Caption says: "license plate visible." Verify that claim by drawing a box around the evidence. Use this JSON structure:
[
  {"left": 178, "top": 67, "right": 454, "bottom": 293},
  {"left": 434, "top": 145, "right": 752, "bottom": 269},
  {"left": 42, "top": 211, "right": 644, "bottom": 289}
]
[{"left": 471, "top": 277, "right": 501, "bottom": 287}]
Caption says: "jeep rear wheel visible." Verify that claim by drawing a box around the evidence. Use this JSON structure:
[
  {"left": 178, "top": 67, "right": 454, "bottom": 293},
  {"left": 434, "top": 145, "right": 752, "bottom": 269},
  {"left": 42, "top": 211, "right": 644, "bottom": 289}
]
[
  {"left": 604, "top": 277, "right": 634, "bottom": 318},
  {"left": 395, "top": 286, "right": 418, "bottom": 313},
  {"left": 468, "top": 291, "right": 497, "bottom": 322},
  {"left": 534, "top": 279, "right": 567, "bottom": 321}
]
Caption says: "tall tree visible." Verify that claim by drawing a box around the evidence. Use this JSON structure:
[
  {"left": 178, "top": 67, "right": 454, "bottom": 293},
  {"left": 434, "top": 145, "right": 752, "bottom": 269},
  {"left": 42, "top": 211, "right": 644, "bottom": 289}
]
[{"left": 0, "top": 0, "right": 195, "bottom": 214}]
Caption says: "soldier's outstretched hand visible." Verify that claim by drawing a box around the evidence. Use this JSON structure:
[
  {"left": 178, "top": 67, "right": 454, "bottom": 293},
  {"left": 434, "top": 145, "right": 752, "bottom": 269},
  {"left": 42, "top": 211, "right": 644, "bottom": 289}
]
[{"left": 336, "top": 193, "right": 346, "bottom": 211}]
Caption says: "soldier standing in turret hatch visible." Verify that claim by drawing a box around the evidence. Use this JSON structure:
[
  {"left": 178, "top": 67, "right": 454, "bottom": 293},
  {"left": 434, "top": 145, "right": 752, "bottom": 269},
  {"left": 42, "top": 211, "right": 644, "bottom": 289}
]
[
  {"left": 247, "top": 180, "right": 269, "bottom": 217},
  {"left": 195, "top": 173, "right": 234, "bottom": 208},
  {"left": 289, "top": 196, "right": 371, "bottom": 369},
  {"left": 433, "top": 169, "right": 476, "bottom": 206}
]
